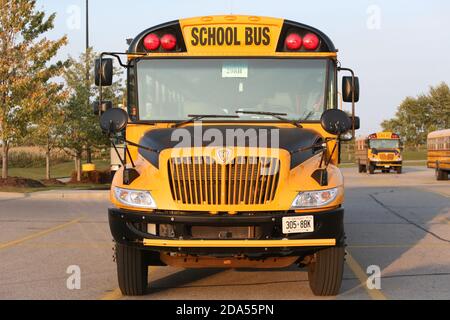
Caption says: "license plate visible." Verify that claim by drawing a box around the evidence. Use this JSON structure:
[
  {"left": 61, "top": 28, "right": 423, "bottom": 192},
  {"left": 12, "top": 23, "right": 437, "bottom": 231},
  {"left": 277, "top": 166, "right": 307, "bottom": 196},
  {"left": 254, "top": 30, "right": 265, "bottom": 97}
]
[
  {"left": 384, "top": 165, "right": 390, "bottom": 168},
  {"left": 282, "top": 216, "right": 314, "bottom": 234}
]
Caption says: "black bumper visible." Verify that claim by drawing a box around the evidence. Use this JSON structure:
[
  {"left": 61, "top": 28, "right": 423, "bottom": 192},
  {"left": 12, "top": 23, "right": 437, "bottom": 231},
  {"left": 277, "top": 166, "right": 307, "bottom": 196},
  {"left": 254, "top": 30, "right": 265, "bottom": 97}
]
[
  {"left": 372, "top": 161, "right": 402, "bottom": 167},
  {"left": 108, "top": 207, "right": 344, "bottom": 257}
]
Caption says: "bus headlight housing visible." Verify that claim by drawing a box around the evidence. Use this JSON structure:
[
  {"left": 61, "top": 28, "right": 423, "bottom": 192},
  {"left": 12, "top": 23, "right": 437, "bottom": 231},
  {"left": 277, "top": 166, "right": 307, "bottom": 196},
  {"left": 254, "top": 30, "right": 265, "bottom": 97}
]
[
  {"left": 291, "top": 188, "right": 338, "bottom": 209},
  {"left": 114, "top": 187, "right": 157, "bottom": 209}
]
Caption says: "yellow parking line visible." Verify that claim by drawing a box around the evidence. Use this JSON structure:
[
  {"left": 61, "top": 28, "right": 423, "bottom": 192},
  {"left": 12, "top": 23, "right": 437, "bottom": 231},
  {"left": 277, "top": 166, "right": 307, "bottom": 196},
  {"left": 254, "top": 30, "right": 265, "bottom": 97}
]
[
  {"left": 0, "top": 217, "right": 83, "bottom": 250},
  {"left": 345, "top": 251, "right": 387, "bottom": 300},
  {"left": 101, "top": 287, "right": 123, "bottom": 300}
]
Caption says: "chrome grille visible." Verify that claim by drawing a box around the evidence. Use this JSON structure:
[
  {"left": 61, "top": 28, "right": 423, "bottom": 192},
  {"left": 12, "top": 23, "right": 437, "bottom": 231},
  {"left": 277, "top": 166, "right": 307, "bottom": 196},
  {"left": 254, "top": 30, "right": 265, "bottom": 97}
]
[
  {"left": 379, "top": 153, "right": 395, "bottom": 161},
  {"left": 168, "top": 156, "right": 280, "bottom": 205}
]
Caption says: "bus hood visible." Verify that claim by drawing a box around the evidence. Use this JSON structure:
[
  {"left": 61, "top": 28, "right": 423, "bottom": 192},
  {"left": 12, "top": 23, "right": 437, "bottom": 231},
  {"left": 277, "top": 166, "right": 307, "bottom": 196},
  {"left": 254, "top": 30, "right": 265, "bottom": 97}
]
[{"left": 137, "top": 125, "right": 322, "bottom": 169}]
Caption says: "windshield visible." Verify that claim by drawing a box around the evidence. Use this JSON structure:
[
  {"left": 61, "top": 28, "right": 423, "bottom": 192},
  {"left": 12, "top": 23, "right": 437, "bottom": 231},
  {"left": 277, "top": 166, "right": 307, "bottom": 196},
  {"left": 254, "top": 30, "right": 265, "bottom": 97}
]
[
  {"left": 136, "top": 59, "right": 332, "bottom": 121},
  {"left": 369, "top": 139, "right": 400, "bottom": 149}
]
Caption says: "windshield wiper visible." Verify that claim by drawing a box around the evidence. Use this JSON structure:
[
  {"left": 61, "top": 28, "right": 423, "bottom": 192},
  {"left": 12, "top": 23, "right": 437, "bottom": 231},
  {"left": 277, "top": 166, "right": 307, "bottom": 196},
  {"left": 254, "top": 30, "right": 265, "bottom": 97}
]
[
  {"left": 235, "top": 111, "right": 303, "bottom": 128},
  {"left": 172, "top": 114, "right": 240, "bottom": 128}
]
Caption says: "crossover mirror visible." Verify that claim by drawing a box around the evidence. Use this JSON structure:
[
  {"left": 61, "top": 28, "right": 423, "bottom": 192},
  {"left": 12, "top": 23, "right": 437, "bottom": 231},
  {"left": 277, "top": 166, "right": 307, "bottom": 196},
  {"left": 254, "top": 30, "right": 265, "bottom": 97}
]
[
  {"left": 342, "top": 76, "right": 360, "bottom": 103},
  {"left": 95, "top": 58, "right": 113, "bottom": 86},
  {"left": 320, "top": 109, "right": 352, "bottom": 135},
  {"left": 99, "top": 107, "right": 128, "bottom": 134}
]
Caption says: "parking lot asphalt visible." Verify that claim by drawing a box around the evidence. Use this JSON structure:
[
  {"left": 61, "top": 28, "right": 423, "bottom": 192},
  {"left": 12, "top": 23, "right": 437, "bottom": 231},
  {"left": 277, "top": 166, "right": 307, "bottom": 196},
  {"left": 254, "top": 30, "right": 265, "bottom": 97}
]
[{"left": 0, "top": 166, "right": 448, "bottom": 300}]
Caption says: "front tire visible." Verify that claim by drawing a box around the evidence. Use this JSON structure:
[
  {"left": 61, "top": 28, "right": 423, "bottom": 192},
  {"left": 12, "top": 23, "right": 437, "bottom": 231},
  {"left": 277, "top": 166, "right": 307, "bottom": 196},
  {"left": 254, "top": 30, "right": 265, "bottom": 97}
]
[
  {"left": 358, "top": 163, "right": 364, "bottom": 173},
  {"left": 369, "top": 164, "right": 375, "bottom": 175},
  {"left": 436, "top": 168, "right": 448, "bottom": 181},
  {"left": 308, "top": 245, "right": 345, "bottom": 296},
  {"left": 116, "top": 243, "right": 148, "bottom": 296},
  {"left": 396, "top": 167, "right": 402, "bottom": 174}
]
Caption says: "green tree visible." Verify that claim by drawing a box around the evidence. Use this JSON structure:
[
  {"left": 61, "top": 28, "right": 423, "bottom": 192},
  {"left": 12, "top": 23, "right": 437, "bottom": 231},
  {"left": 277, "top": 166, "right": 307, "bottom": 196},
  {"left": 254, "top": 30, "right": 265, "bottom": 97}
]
[
  {"left": 428, "top": 82, "right": 450, "bottom": 130},
  {"left": 61, "top": 48, "right": 124, "bottom": 181},
  {"left": 381, "top": 83, "right": 450, "bottom": 149},
  {"left": 0, "top": 0, "right": 67, "bottom": 178},
  {"left": 28, "top": 80, "right": 68, "bottom": 180}
]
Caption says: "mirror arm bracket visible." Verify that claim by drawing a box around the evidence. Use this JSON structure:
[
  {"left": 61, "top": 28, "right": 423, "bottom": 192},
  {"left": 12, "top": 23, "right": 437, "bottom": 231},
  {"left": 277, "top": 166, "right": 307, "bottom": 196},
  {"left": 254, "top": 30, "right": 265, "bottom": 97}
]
[{"left": 312, "top": 137, "right": 339, "bottom": 186}]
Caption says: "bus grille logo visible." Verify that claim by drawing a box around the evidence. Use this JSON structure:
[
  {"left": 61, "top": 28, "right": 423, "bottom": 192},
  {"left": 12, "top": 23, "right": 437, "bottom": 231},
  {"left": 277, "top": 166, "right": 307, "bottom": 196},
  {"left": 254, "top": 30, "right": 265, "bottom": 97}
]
[{"left": 215, "top": 148, "right": 233, "bottom": 164}]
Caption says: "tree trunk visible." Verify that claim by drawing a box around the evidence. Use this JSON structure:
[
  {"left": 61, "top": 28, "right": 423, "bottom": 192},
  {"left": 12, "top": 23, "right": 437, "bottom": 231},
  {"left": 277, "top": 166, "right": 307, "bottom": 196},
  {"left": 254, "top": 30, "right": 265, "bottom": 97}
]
[
  {"left": 2, "top": 142, "right": 8, "bottom": 179},
  {"left": 75, "top": 152, "right": 82, "bottom": 182},
  {"left": 86, "top": 146, "right": 92, "bottom": 163},
  {"left": 45, "top": 149, "right": 51, "bottom": 180}
]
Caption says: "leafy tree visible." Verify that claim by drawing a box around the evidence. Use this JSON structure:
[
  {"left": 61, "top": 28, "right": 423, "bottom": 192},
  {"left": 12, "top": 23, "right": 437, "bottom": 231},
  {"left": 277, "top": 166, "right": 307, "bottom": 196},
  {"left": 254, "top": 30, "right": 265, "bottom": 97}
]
[
  {"left": 381, "top": 82, "right": 450, "bottom": 149},
  {"left": 0, "top": 0, "right": 67, "bottom": 178},
  {"left": 61, "top": 48, "right": 124, "bottom": 181},
  {"left": 428, "top": 82, "right": 450, "bottom": 130},
  {"left": 27, "top": 80, "right": 68, "bottom": 180}
]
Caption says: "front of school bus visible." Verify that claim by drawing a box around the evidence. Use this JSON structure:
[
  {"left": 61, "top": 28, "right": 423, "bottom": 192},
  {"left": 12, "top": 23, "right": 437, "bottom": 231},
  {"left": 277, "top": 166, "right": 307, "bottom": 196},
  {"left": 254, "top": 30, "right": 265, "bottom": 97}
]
[
  {"left": 96, "top": 15, "right": 360, "bottom": 296},
  {"left": 367, "top": 132, "right": 402, "bottom": 174}
]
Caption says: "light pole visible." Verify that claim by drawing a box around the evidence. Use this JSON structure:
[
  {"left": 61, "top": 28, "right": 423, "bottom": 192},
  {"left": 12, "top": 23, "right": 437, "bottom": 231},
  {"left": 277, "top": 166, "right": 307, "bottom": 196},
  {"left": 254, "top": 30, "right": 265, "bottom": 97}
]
[
  {"left": 85, "top": 0, "right": 92, "bottom": 164},
  {"left": 86, "top": 0, "right": 89, "bottom": 51}
]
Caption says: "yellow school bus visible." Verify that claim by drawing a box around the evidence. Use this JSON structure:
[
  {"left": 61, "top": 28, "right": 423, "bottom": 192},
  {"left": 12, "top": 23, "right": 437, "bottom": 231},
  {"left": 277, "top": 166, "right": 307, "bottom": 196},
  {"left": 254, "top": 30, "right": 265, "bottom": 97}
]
[
  {"left": 94, "top": 15, "right": 360, "bottom": 296},
  {"left": 427, "top": 129, "right": 450, "bottom": 180},
  {"left": 355, "top": 132, "right": 402, "bottom": 174}
]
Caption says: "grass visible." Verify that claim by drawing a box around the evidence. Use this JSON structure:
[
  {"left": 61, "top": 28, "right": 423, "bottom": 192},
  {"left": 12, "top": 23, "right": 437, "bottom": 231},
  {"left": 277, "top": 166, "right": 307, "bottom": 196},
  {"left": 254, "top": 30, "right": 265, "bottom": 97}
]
[
  {"left": 0, "top": 159, "right": 111, "bottom": 193},
  {"left": 340, "top": 148, "right": 427, "bottom": 164},
  {"left": 402, "top": 150, "right": 427, "bottom": 161},
  {"left": 6, "top": 159, "right": 110, "bottom": 180}
]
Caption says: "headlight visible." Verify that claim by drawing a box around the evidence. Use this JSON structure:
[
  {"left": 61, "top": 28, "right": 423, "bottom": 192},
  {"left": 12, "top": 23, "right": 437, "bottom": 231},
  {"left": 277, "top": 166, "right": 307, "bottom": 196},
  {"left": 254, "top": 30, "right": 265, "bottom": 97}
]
[
  {"left": 291, "top": 188, "right": 338, "bottom": 209},
  {"left": 114, "top": 187, "right": 157, "bottom": 209}
]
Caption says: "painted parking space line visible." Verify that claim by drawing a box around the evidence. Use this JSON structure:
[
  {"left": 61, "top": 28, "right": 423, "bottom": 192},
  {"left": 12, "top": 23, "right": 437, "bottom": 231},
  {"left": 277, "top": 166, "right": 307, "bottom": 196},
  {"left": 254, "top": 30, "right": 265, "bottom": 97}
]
[
  {"left": 345, "top": 251, "right": 387, "bottom": 300},
  {"left": 101, "top": 287, "right": 123, "bottom": 300},
  {"left": 0, "top": 217, "right": 83, "bottom": 250}
]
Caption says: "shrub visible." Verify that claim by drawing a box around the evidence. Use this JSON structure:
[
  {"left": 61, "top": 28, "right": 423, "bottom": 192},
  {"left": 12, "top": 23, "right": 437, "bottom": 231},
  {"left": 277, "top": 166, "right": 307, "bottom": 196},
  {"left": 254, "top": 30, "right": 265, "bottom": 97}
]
[{"left": 70, "top": 170, "right": 112, "bottom": 184}]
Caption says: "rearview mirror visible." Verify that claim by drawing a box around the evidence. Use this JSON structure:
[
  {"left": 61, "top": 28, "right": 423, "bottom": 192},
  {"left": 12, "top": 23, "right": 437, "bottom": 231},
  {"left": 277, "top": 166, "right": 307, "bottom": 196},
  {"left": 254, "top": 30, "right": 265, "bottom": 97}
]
[
  {"left": 342, "top": 76, "right": 359, "bottom": 103},
  {"left": 95, "top": 58, "right": 113, "bottom": 86},
  {"left": 320, "top": 109, "right": 352, "bottom": 135},
  {"left": 100, "top": 108, "right": 128, "bottom": 134}
]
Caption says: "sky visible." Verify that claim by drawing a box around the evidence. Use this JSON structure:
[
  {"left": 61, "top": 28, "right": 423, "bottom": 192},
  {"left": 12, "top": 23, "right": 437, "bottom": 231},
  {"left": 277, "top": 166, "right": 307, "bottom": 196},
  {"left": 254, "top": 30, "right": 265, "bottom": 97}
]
[{"left": 36, "top": 0, "right": 450, "bottom": 135}]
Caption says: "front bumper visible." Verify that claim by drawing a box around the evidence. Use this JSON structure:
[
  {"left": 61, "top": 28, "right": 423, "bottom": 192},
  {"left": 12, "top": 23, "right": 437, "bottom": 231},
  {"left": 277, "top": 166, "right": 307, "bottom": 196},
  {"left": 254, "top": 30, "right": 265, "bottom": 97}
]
[
  {"left": 371, "top": 161, "right": 402, "bottom": 167},
  {"left": 108, "top": 207, "right": 344, "bottom": 256}
]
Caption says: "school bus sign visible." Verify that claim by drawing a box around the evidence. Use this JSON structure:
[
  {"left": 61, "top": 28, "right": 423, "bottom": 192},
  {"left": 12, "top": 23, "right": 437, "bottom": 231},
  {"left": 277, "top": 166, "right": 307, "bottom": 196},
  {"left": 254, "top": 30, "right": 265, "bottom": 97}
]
[{"left": 181, "top": 16, "right": 280, "bottom": 55}]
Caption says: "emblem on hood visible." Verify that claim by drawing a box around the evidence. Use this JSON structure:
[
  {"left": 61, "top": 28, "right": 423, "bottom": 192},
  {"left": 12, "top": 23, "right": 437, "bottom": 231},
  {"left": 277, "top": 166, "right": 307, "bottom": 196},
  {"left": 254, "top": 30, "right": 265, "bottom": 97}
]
[{"left": 215, "top": 148, "right": 233, "bottom": 164}]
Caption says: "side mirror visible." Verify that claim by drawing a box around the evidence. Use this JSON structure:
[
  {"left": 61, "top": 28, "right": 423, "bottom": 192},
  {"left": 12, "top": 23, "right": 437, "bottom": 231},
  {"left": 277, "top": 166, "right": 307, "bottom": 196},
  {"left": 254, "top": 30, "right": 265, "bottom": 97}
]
[
  {"left": 353, "top": 116, "right": 360, "bottom": 130},
  {"left": 342, "top": 76, "right": 359, "bottom": 103},
  {"left": 93, "top": 101, "right": 112, "bottom": 115},
  {"left": 100, "top": 108, "right": 128, "bottom": 134},
  {"left": 95, "top": 58, "right": 113, "bottom": 86},
  {"left": 320, "top": 109, "right": 352, "bottom": 135}
]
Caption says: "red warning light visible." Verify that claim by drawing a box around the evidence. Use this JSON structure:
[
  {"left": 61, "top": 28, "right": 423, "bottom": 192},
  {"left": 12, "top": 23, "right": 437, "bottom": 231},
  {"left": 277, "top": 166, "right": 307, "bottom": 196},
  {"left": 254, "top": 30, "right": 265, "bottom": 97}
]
[
  {"left": 161, "top": 34, "right": 177, "bottom": 51},
  {"left": 303, "top": 33, "right": 320, "bottom": 50},
  {"left": 143, "top": 33, "right": 160, "bottom": 51},
  {"left": 285, "top": 33, "right": 302, "bottom": 50}
]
